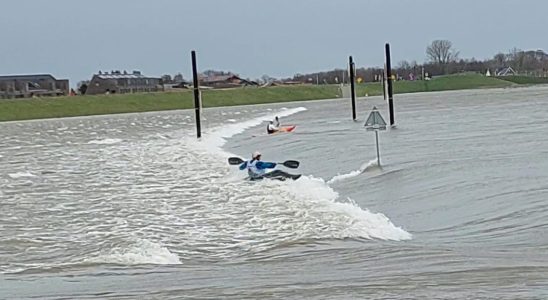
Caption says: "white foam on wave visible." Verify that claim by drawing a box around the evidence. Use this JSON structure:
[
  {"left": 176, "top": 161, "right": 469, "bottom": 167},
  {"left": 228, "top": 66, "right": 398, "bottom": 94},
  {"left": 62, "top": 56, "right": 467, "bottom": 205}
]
[
  {"left": 181, "top": 107, "right": 411, "bottom": 242},
  {"left": 178, "top": 106, "right": 410, "bottom": 243},
  {"left": 191, "top": 107, "right": 307, "bottom": 157},
  {"left": 282, "top": 176, "right": 411, "bottom": 240},
  {"left": 88, "top": 239, "right": 181, "bottom": 265},
  {"left": 327, "top": 159, "right": 379, "bottom": 184},
  {"left": 87, "top": 138, "right": 123, "bottom": 145},
  {"left": 8, "top": 172, "right": 37, "bottom": 179}
]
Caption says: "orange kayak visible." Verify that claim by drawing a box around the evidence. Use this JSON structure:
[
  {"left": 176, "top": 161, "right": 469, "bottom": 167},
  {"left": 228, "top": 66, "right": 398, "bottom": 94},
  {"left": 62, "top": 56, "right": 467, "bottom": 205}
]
[{"left": 277, "top": 125, "right": 296, "bottom": 133}]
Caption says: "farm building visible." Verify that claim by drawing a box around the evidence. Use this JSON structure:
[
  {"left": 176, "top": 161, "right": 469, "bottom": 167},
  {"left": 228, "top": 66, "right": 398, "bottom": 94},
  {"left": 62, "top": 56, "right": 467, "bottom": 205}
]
[
  {"left": 496, "top": 67, "right": 517, "bottom": 76},
  {"left": 85, "top": 70, "right": 161, "bottom": 95},
  {"left": 200, "top": 74, "right": 258, "bottom": 88},
  {"left": 0, "top": 74, "right": 69, "bottom": 99}
]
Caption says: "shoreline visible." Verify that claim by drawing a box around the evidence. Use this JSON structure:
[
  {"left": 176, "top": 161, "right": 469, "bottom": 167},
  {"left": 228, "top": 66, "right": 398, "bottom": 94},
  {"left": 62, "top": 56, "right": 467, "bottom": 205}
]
[
  {"left": 4, "top": 85, "right": 547, "bottom": 125},
  {"left": 1, "top": 74, "right": 547, "bottom": 123}
]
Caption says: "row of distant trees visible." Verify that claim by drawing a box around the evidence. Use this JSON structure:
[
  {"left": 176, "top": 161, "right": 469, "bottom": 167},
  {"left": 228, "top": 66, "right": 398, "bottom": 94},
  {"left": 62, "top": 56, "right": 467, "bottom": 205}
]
[
  {"left": 75, "top": 40, "right": 548, "bottom": 91},
  {"left": 421, "top": 40, "right": 548, "bottom": 77},
  {"left": 292, "top": 40, "right": 548, "bottom": 84}
]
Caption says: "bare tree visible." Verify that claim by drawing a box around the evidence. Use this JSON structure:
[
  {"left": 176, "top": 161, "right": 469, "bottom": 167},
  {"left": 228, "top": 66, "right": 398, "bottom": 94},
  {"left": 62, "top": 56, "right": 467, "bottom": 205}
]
[
  {"left": 77, "top": 80, "right": 90, "bottom": 95},
  {"left": 410, "top": 60, "right": 418, "bottom": 68},
  {"left": 493, "top": 52, "right": 506, "bottom": 67},
  {"left": 173, "top": 73, "right": 184, "bottom": 83},
  {"left": 397, "top": 60, "right": 411, "bottom": 70},
  {"left": 426, "top": 40, "right": 459, "bottom": 65},
  {"left": 160, "top": 74, "right": 173, "bottom": 84},
  {"left": 261, "top": 74, "right": 275, "bottom": 83}
]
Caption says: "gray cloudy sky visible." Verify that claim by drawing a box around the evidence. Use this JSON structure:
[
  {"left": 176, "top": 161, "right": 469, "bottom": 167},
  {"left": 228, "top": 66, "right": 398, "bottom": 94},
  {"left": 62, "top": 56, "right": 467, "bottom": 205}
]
[{"left": 1, "top": 0, "right": 546, "bottom": 84}]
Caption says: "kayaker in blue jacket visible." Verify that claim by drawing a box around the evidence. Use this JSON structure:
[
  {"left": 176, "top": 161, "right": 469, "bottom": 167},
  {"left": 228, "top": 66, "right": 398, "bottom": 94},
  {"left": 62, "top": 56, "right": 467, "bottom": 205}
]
[{"left": 239, "top": 151, "right": 277, "bottom": 179}]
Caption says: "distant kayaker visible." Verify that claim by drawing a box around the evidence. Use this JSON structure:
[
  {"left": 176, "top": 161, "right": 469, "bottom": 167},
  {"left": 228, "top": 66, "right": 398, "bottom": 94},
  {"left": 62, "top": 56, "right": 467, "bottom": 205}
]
[
  {"left": 267, "top": 116, "right": 280, "bottom": 134},
  {"left": 239, "top": 151, "right": 277, "bottom": 179}
]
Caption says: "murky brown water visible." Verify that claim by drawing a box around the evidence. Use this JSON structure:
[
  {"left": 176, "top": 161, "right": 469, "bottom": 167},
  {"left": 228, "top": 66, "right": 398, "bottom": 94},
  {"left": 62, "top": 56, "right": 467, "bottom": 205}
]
[{"left": 2, "top": 86, "right": 548, "bottom": 299}]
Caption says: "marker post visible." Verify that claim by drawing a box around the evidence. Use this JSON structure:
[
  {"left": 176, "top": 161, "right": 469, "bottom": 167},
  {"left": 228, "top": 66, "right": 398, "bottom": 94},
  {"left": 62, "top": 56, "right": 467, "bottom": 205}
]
[
  {"left": 349, "top": 56, "right": 356, "bottom": 120},
  {"left": 385, "top": 43, "right": 395, "bottom": 126},
  {"left": 364, "top": 106, "right": 387, "bottom": 166},
  {"left": 191, "top": 50, "right": 201, "bottom": 139}
]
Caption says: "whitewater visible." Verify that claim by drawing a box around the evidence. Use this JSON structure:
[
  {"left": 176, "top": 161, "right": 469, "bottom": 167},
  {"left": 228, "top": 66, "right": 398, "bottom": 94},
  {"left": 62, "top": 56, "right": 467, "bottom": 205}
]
[{"left": 2, "top": 86, "right": 548, "bottom": 299}]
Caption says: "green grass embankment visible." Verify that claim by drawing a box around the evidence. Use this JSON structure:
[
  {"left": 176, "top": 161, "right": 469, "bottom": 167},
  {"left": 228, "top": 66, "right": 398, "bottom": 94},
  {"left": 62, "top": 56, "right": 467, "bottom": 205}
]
[
  {"left": 0, "top": 85, "right": 340, "bottom": 122},
  {"left": 357, "top": 74, "right": 514, "bottom": 96},
  {"left": 0, "top": 73, "right": 542, "bottom": 122},
  {"left": 495, "top": 75, "right": 548, "bottom": 84},
  {"left": 0, "top": 92, "right": 193, "bottom": 122}
]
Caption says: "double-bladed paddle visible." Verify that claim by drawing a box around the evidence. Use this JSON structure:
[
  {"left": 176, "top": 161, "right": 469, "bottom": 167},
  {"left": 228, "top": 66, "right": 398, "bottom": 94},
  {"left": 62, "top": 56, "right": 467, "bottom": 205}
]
[{"left": 228, "top": 157, "right": 299, "bottom": 169}]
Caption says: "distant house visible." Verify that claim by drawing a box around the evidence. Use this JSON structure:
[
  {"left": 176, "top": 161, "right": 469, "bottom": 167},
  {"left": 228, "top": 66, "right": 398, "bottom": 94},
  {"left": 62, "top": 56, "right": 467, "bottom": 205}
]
[
  {"left": 280, "top": 80, "right": 305, "bottom": 85},
  {"left": 85, "top": 70, "right": 161, "bottom": 95},
  {"left": 161, "top": 73, "right": 190, "bottom": 91},
  {"left": 0, "top": 74, "right": 69, "bottom": 99},
  {"left": 260, "top": 81, "right": 279, "bottom": 87},
  {"left": 262, "top": 80, "right": 310, "bottom": 86},
  {"left": 163, "top": 81, "right": 190, "bottom": 91},
  {"left": 496, "top": 67, "right": 517, "bottom": 76},
  {"left": 200, "top": 74, "right": 258, "bottom": 88}
]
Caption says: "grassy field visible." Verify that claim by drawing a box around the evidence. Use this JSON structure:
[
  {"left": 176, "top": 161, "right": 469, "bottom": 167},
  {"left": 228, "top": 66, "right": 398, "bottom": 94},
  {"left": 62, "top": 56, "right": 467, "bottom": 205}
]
[
  {"left": 0, "top": 86, "right": 340, "bottom": 122},
  {"left": 358, "top": 73, "right": 514, "bottom": 96},
  {"left": 0, "top": 74, "right": 543, "bottom": 122},
  {"left": 495, "top": 75, "right": 548, "bottom": 84}
]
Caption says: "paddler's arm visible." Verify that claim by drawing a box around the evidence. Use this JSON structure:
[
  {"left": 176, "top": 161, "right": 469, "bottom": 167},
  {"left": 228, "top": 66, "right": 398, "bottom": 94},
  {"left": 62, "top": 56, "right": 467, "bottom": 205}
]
[
  {"left": 239, "top": 161, "right": 248, "bottom": 170},
  {"left": 256, "top": 161, "right": 276, "bottom": 169}
]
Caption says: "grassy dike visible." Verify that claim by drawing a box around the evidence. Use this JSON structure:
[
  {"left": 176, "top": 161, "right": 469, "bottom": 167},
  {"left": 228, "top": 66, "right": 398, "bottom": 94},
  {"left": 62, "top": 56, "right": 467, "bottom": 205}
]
[
  {"left": 0, "top": 85, "right": 340, "bottom": 122},
  {"left": 0, "top": 74, "right": 542, "bottom": 122}
]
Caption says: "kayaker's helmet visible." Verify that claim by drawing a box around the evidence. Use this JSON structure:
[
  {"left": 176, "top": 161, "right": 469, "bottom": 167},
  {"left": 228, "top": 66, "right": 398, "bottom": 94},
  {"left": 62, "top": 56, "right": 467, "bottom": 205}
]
[{"left": 252, "top": 151, "right": 261, "bottom": 159}]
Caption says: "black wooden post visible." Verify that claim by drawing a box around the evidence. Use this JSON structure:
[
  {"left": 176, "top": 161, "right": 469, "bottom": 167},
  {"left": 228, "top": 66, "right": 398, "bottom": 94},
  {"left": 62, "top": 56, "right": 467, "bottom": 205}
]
[
  {"left": 385, "top": 43, "right": 395, "bottom": 126},
  {"left": 349, "top": 56, "right": 356, "bottom": 120},
  {"left": 191, "top": 50, "right": 201, "bottom": 138},
  {"left": 382, "top": 69, "right": 386, "bottom": 101}
]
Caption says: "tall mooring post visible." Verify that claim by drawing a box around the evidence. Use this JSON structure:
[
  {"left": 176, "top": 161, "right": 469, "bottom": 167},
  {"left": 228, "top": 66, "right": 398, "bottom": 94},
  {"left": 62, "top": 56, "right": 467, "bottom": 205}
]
[
  {"left": 385, "top": 43, "right": 395, "bottom": 126},
  {"left": 349, "top": 56, "right": 357, "bottom": 121},
  {"left": 382, "top": 63, "right": 387, "bottom": 101},
  {"left": 191, "top": 50, "right": 201, "bottom": 139}
]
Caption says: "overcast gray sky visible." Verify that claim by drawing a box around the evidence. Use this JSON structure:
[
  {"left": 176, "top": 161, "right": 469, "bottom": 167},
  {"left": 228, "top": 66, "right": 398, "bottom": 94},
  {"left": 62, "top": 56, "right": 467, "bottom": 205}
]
[{"left": 1, "top": 0, "right": 546, "bottom": 84}]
